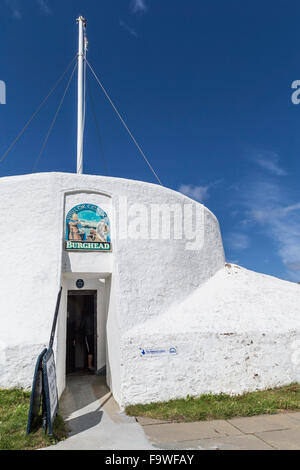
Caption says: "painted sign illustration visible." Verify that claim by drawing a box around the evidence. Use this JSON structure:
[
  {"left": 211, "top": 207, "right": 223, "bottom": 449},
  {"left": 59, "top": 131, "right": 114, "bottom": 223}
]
[{"left": 65, "top": 204, "right": 111, "bottom": 252}]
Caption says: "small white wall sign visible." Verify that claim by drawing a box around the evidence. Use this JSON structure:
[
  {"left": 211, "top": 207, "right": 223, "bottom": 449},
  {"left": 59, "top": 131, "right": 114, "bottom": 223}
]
[{"left": 140, "top": 347, "right": 177, "bottom": 357}]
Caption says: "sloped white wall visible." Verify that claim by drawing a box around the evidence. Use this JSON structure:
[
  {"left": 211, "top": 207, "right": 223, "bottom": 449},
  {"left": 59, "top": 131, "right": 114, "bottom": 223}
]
[
  {"left": 0, "top": 172, "right": 225, "bottom": 404},
  {"left": 120, "top": 266, "right": 300, "bottom": 406}
]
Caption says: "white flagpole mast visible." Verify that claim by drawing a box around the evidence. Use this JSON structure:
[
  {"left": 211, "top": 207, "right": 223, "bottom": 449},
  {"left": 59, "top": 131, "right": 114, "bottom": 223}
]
[{"left": 76, "top": 16, "right": 87, "bottom": 175}]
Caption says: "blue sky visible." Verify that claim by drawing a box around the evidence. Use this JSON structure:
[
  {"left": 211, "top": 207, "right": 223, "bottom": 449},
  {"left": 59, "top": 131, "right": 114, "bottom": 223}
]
[{"left": 1, "top": 0, "right": 300, "bottom": 281}]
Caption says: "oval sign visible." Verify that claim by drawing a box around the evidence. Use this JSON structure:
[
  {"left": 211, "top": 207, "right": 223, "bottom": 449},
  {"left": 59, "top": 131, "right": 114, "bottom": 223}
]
[{"left": 76, "top": 279, "right": 84, "bottom": 289}]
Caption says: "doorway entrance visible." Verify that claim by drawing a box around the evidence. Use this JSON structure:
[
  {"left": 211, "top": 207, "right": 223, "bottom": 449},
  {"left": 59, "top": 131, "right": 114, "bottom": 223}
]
[{"left": 66, "top": 291, "right": 97, "bottom": 375}]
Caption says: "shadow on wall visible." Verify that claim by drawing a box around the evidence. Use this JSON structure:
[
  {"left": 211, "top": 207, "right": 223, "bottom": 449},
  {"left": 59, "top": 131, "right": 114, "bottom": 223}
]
[{"left": 62, "top": 252, "right": 72, "bottom": 272}]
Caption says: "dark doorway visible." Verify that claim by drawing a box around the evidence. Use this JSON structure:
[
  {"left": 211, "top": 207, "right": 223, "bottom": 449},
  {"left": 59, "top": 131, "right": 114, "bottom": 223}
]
[{"left": 66, "top": 291, "right": 97, "bottom": 375}]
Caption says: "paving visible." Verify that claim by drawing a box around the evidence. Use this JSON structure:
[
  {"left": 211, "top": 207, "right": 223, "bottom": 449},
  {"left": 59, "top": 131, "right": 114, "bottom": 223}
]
[
  {"left": 138, "top": 412, "right": 300, "bottom": 450},
  {"left": 46, "top": 375, "right": 155, "bottom": 450},
  {"left": 46, "top": 376, "right": 300, "bottom": 450}
]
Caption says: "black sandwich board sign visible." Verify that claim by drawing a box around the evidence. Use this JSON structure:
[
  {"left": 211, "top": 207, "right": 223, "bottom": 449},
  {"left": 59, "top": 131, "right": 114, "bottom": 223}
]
[
  {"left": 27, "top": 287, "right": 62, "bottom": 436},
  {"left": 26, "top": 348, "right": 47, "bottom": 434},
  {"left": 43, "top": 348, "right": 59, "bottom": 436},
  {"left": 27, "top": 348, "right": 59, "bottom": 436}
]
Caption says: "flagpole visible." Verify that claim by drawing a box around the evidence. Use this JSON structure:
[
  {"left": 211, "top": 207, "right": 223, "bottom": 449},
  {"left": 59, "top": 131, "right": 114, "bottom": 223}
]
[{"left": 76, "top": 16, "right": 86, "bottom": 174}]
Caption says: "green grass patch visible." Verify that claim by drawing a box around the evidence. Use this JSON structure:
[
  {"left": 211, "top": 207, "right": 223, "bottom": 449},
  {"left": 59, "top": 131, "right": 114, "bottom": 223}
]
[
  {"left": 126, "top": 384, "right": 300, "bottom": 422},
  {"left": 0, "top": 389, "right": 67, "bottom": 450}
]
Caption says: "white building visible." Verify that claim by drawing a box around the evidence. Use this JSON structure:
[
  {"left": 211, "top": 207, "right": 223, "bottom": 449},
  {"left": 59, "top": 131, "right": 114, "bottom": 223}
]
[
  {"left": 1, "top": 171, "right": 300, "bottom": 407},
  {"left": 1, "top": 17, "right": 300, "bottom": 408}
]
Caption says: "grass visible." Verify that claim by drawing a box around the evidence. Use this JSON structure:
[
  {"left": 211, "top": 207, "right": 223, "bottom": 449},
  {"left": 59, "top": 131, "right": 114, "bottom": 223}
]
[
  {"left": 0, "top": 389, "right": 67, "bottom": 450},
  {"left": 126, "top": 384, "right": 300, "bottom": 422}
]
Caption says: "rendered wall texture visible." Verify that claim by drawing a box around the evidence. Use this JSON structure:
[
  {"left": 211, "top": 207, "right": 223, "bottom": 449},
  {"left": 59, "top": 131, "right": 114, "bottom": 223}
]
[
  {"left": 1, "top": 173, "right": 300, "bottom": 407},
  {"left": 120, "top": 266, "right": 300, "bottom": 406},
  {"left": 0, "top": 172, "right": 225, "bottom": 403}
]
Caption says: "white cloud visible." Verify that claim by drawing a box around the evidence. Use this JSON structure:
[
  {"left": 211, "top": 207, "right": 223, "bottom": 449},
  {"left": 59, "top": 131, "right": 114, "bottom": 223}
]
[
  {"left": 36, "top": 0, "right": 51, "bottom": 15},
  {"left": 179, "top": 184, "right": 210, "bottom": 202},
  {"left": 226, "top": 232, "right": 250, "bottom": 251},
  {"left": 253, "top": 150, "right": 287, "bottom": 176},
  {"left": 120, "top": 20, "right": 138, "bottom": 38},
  {"left": 178, "top": 181, "right": 221, "bottom": 203},
  {"left": 4, "top": 0, "right": 51, "bottom": 19},
  {"left": 4, "top": 0, "right": 21, "bottom": 19},
  {"left": 130, "top": 0, "right": 148, "bottom": 14},
  {"left": 239, "top": 178, "right": 300, "bottom": 280}
]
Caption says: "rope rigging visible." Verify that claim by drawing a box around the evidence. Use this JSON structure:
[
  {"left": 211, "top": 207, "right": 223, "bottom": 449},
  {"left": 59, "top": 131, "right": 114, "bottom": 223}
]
[
  {"left": 85, "top": 57, "right": 163, "bottom": 186},
  {"left": 32, "top": 61, "right": 78, "bottom": 172},
  {"left": 0, "top": 54, "right": 78, "bottom": 164},
  {"left": 1, "top": 45, "right": 163, "bottom": 187}
]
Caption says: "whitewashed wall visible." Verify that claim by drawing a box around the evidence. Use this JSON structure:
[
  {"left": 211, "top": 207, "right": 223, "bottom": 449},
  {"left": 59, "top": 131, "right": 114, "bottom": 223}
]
[
  {"left": 1, "top": 173, "right": 300, "bottom": 407},
  {"left": 120, "top": 266, "right": 300, "bottom": 406},
  {"left": 0, "top": 172, "right": 225, "bottom": 404}
]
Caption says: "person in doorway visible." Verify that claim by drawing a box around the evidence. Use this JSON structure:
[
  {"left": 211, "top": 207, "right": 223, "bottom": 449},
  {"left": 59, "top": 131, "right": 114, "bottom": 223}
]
[
  {"left": 82, "top": 311, "right": 95, "bottom": 374},
  {"left": 73, "top": 311, "right": 85, "bottom": 371}
]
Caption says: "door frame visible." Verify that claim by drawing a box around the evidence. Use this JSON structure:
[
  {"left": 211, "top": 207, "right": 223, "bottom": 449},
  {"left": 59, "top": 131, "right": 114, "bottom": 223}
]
[{"left": 67, "top": 290, "right": 98, "bottom": 372}]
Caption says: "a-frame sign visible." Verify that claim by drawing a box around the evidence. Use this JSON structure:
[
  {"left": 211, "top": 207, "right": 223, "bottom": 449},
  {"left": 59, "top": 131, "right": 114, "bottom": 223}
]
[{"left": 27, "top": 288, "right": 62, "bottom": 436}]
